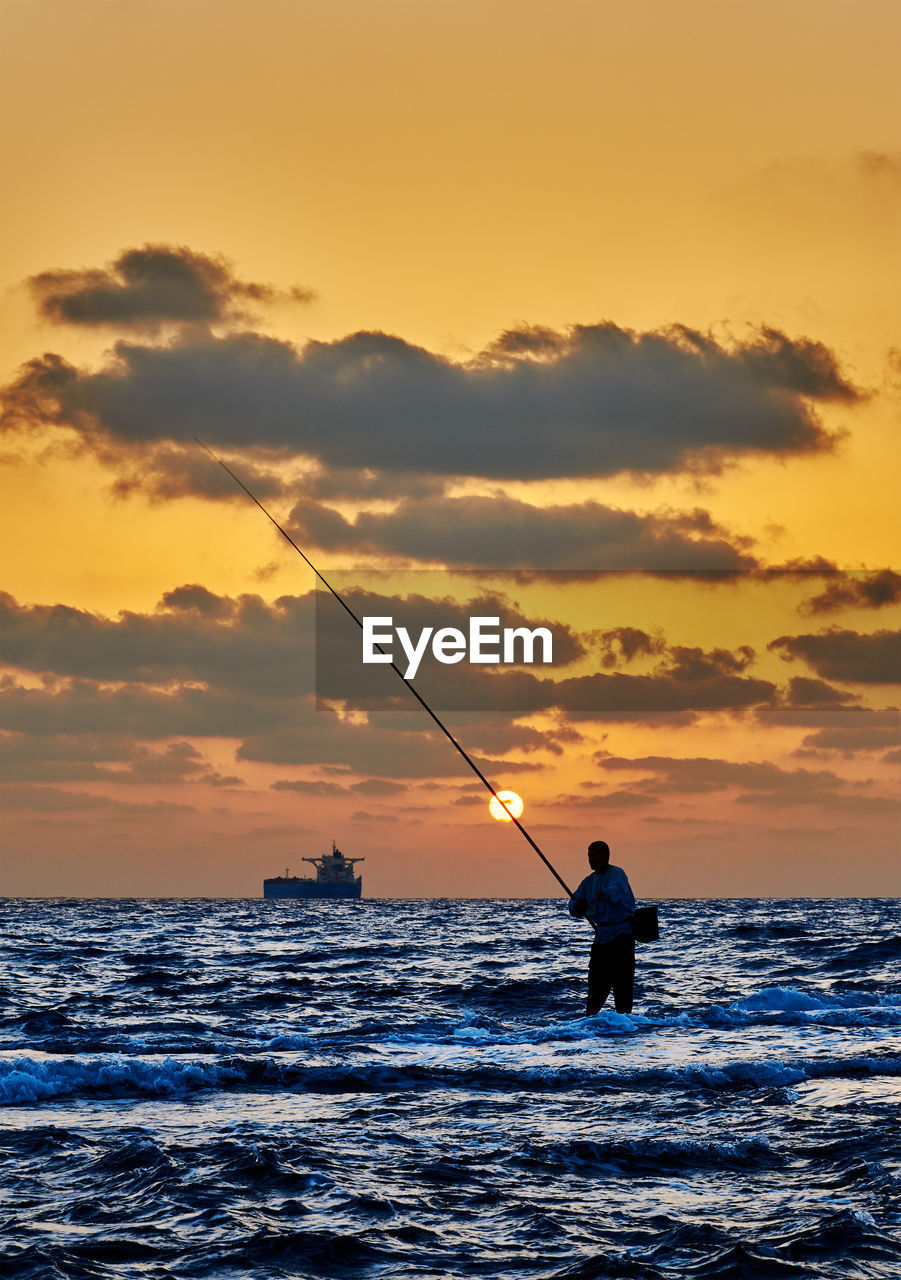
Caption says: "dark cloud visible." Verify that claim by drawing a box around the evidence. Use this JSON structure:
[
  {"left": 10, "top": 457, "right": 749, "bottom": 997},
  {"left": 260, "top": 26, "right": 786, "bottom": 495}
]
[
  {"left": 756, "top": 703, "right": 900, "bottom": 732},
  {"left": 271, "top": 779, "right": 348, "bottom": 796},
  {"left": 122, "top": 741, "right": 241, "bottom": 786},
  {"left": 593, "top": 752, "right": 844, "bottom": 797},
  {"left": 2, "top": 320, "right": 857, "bottom": 484},
  {"left": 775, "top": 702, "right": 901, "bottom": 754},
  {"left": 728, "top": 325, "right": 861, "bottom": 401},
  {"left": 542, "top": 790, "right": 659, "bottom": 809},
  {"left": 0, "top": 784, "right": 193, "bottom": 815},
  {"left": 591, "top": 752, "right": 901, "bottom": 814},
  {"left": 733, "top": 790, "right": 901, "bottom": 814},
  {"left": 799, "top": 570, "right": 901, "bottom": 616},
  {"left": 762, "top": 689, "right": 901, "bottom": 756},
  {"left": 592, "top": 752, "right": 899, "bottom": 812},
  {"left": 590, "top": 627, "right": 667, "bottom": 669},
  {"left": 0, "top": 732, "right": 135, "bottom": 783},
  {"left": 554, "top": 643, "right": 773, "bottom": 717},
  {"left": 0, "top": 732, "right": 240, "bottom": 786},
  {"left": 781, "top": 676, "right": 858, "bottom": 706},
  {"left": 289, "top": 494, "right": 757, "bottom": 569},
  {"left": 108, "top": 444, "right": 289, "bottom": 503},
  {"left": 159, "top": 584, "right": 234, "bottom": 618},
  {"left": 769, "top": 628, "right": 901, "bottom": 684},
  {"left": 28, "top": 244, "right": 315, "bottom": 330},
  {"left": 237, "top": 710, "right": 545, "bottom": 776},
  {"left": 0, "top": 588, "right": 317, "bottom": 695},
  {"left": 349, "top": 778, "right": 407, "bottom": 796},
  {"left": 0, "top": 677, "right": 292, "bottom": 740},
  {"left": 270, "top": 776, "right": 407, "bottom": 797},
  {"left": 797, "top": 725, "right": 901, "bottom": 753}
]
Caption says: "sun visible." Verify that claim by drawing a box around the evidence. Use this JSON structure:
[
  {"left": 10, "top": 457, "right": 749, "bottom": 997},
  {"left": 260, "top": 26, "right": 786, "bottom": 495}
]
[{"left": 488, "top": 790, "right": 524, "bottom": 822}]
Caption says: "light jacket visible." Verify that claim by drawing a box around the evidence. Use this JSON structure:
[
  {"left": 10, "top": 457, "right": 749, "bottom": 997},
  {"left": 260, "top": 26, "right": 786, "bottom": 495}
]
[{"left": 568, "top": 865, "right": 635, "bottom": 944}]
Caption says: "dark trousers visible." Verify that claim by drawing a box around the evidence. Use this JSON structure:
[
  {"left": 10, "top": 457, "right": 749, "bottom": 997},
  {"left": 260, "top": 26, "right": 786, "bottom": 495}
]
[{"left": 587, "top": 932, "right": 634, "bottom": 1015}]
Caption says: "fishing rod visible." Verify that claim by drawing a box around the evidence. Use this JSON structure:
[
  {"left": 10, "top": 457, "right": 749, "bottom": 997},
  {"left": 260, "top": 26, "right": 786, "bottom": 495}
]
[{"left": 195, "top": 438, "right": 579, "bottom": 901}]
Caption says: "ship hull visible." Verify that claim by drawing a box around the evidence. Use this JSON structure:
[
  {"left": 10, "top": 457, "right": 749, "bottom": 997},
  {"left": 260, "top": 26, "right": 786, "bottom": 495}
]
[{"left": 263, "top": 878, "right": 362, "bottom": 900}]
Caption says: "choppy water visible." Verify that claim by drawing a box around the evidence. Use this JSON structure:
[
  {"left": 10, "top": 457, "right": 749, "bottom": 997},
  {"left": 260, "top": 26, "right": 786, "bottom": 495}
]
[{"left": 0, "top": 897, "right": 899, "bottom": 1279}]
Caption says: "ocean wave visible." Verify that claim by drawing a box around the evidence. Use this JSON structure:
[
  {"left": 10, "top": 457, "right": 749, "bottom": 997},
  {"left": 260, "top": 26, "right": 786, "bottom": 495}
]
[
  {"left": 513, "top": 1134, "right": 780, "bottom": 1175},
  {"left": 826, "top": 936, "right": 901, "bottom": 969},
  {"left": 3, "top": 985, "right": 899, "bottom": 1061},
  {"left": 2, "top": 1049, "right": 899, "bottom": 1106}
]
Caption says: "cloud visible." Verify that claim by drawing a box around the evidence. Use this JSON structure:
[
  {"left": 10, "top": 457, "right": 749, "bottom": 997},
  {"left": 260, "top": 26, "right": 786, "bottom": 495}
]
[
  {"left": 0, "top": 784, "right": 193, "bottom": 815},
  {"left": 797, "top": 725, "right": 901, "bottom": 753},
  {"left": 768, "top": 628, "right": 901, "bottom": 684},
  {"left": 733, "top": 791, "right": 900, "bottom": 814},
  {"left": 0, "top": 732, "right": 135, "bottom": 783},
  {"left": 591, "top": 627, "right": 667, "bottom": 669},
  {"left": 109, "top": 445, "right": 290, "bottom": 503},
  {"left": 27, "top": 244, "right": 315, "bottom": 331},
  {"left": 270, "top": 776, "right": 407, "bottom": 797},
  {"left": 799, "top": 570, "right": 901, "bottom": 616},
  {"left": 158, "top": 584, "right": 234, "bottom": 618},
  {"left": 2, "top": 320, "right": 857, "bottom": 485},
  {"left": 121, "top": 741, "right": 242, "bottom": 786},
  {"left": 237, "top": 712, "right": 544, "bottom": 777},
  {"left": 755, "top": 702, "right": 900, "bottom": 731},
  {"left": 288, "top": 494, "right": 758, "bottom": 569},
  {"left": 543, "top": 790, "right": 659, "bottom": 809},
  {"left": 0, "top": 587, "right": 317, "bottom": 695},
  {"left": 757, "top": 696, "right": 900, "bottom": 755},
  {"left": 271, "top": 778, "right": 348, "bottom": 796},
  {"left": 592, "top": 752, "right": 899, "bottom": 811},
  {"left": 781, "top": 676, "right": 858, "bottom": 706},
  {"left": 0, "top": 732, "right": 240, "bottom": 786},
  {"left": 593, "top": 752, "right": 844, "bottom": 796},
  {"left": 349, "top": 777, "right": 407, "bottom": 796}
]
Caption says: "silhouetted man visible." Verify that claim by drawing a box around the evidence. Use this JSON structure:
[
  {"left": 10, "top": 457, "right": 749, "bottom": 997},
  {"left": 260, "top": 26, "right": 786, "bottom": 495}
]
[{"left": 569, "top": 840, "right": 635, "bottom": 1015}]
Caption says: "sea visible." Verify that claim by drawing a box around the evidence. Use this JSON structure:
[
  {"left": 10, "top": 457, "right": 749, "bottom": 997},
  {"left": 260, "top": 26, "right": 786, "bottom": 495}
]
[{"left": 0, "top": 897, "right": 899, "bottom": 1279}]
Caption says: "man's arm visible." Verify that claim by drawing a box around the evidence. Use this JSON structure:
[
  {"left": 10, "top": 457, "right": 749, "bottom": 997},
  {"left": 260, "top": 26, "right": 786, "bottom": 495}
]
[{"left": 568, "top": 877, "right": 590, "bottom": 918}]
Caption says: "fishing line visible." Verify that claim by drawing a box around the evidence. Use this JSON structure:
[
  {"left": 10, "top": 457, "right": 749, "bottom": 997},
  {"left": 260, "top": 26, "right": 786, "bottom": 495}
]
[{"left": 195, "top": 438, "right": 578, "bottom": 900}]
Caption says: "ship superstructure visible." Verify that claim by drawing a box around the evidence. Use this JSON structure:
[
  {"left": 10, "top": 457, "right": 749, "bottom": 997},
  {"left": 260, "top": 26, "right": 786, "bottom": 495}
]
[{"left": 263, "top": 841, "right": 364, "bottom": 899}]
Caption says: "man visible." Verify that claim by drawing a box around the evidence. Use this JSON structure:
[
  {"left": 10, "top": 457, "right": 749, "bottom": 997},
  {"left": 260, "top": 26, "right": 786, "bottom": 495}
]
[{"left": 568, "top": 840, "right": 635, "bottom": 1015}]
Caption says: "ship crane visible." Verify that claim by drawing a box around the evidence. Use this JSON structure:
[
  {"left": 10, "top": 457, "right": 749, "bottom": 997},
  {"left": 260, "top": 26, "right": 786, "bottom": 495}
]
[{"left": 300, "top": 840, "right": 365, "bottom": 884}]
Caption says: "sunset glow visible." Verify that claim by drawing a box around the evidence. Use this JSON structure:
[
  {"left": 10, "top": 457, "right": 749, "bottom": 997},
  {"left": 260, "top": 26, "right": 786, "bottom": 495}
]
[{"left": 0, "top": 0, "right": 898, "bottom": 899}]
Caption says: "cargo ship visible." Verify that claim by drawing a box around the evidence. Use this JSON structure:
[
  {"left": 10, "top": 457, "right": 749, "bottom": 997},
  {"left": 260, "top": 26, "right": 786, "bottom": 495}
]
[{"left": 263, "top": 841, "right": 364, "bottom": 899}]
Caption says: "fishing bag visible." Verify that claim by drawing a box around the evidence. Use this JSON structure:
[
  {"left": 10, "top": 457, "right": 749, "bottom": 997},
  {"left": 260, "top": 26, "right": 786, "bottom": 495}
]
[{"left": 632, "top": 905, "right": 659, "bottom": 943}]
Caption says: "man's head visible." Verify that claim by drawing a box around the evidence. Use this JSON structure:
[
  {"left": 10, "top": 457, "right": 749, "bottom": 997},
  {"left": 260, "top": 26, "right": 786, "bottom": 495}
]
[{"left": 588, "top": 840, "right": 610, "bottom": 871}]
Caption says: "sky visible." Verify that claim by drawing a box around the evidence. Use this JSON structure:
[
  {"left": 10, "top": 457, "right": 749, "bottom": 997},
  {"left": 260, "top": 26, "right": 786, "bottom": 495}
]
[{"left": 0, "top": 0, "right": 899, "bottom": 898}]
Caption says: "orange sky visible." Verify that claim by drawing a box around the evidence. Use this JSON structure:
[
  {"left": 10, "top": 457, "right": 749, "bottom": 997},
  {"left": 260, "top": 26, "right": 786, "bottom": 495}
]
[{"left": 0, "top": 0, "right": 898, "bottom": 897}]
